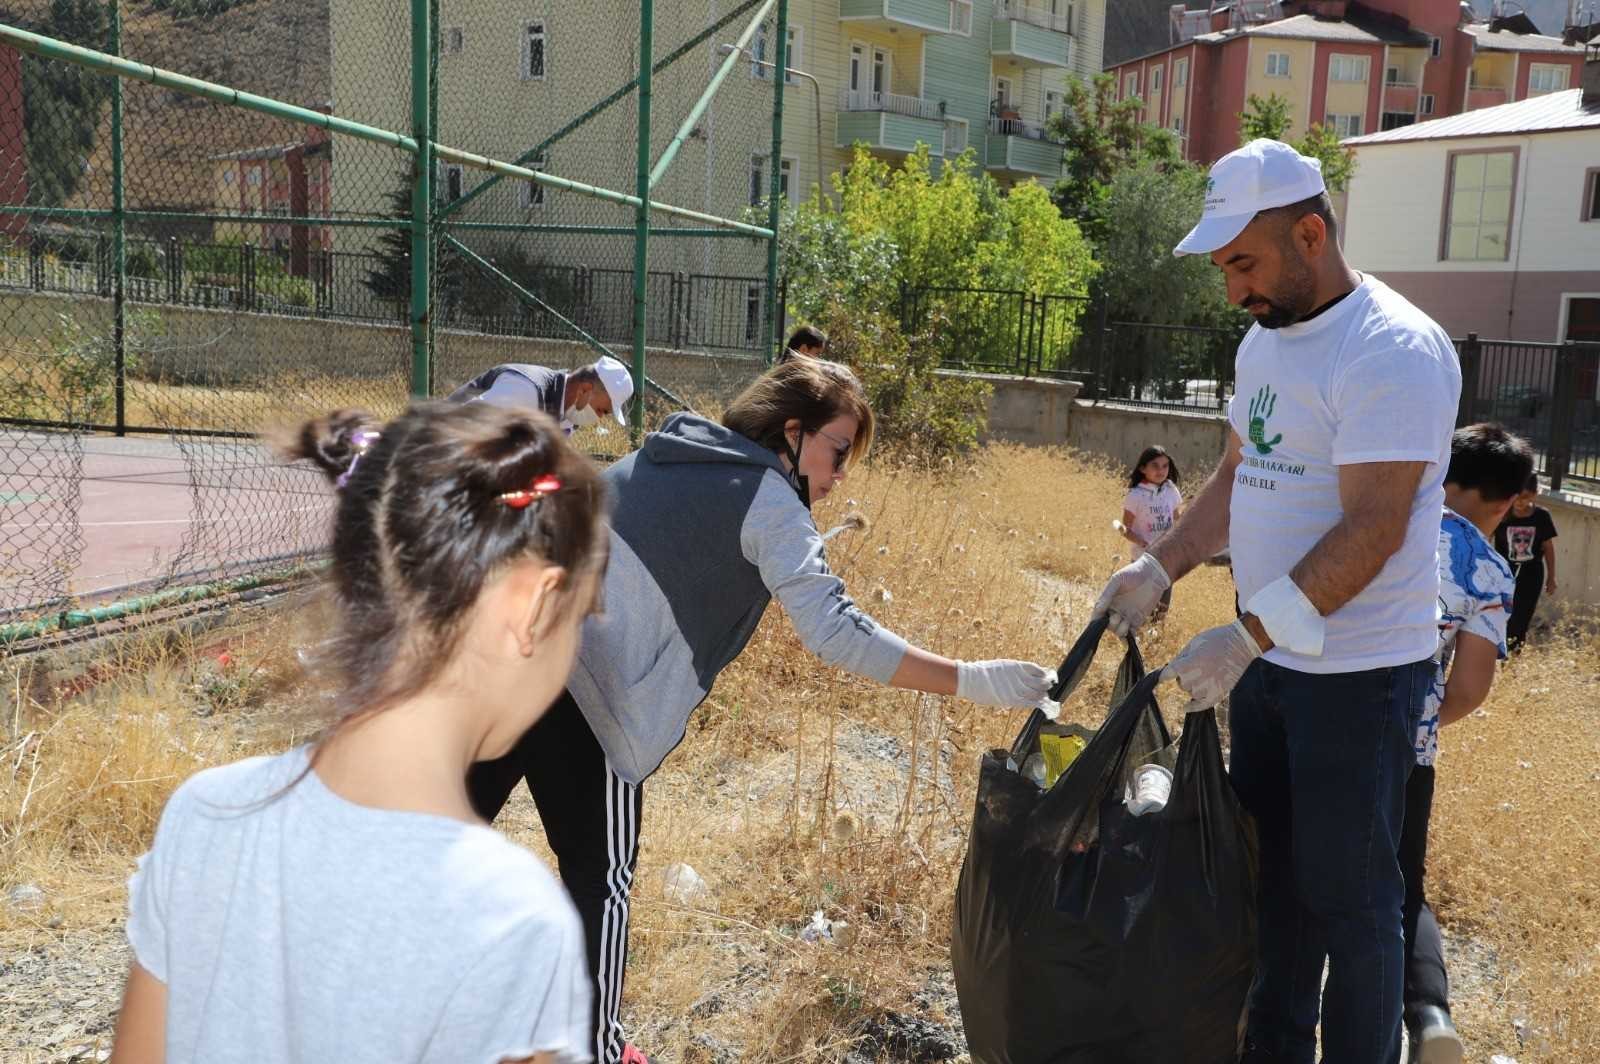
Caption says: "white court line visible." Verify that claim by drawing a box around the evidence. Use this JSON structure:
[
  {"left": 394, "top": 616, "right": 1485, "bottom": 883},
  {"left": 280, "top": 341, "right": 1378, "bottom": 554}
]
[{"left": 0, "top": 504, "right": 329, "bottom": 530}]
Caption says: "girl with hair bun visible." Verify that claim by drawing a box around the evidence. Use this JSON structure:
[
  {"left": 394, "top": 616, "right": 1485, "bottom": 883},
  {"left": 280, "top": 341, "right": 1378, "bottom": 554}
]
[{"left": 110, "top": 401, "right": 607, "bottom": 1064}]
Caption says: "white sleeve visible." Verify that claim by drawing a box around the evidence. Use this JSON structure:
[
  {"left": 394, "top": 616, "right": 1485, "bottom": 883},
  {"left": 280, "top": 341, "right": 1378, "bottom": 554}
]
[
  {"left": 125, "top": 785, "right": 192, "bottom": 983},
  {"left": 740, "top": 472, "right": 908, "bottom": 683},
  {"left": 1331, "top": 341, "right": 1458, "bottom": 466},
  {"left": 437, "top": 907, "right": 594, "bottom": 1064},
  {"left": 1120, "top": 488, "right": 1143, "bottom": 515}
]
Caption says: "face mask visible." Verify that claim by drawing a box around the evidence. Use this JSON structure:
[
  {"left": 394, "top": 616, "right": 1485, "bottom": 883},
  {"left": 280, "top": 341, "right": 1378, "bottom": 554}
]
[
  {"left": 783, "top": 431, "right": 812, "bottom": 511},
  {"left": 566, "top": 404, "right": 600, "bottom": 429}
]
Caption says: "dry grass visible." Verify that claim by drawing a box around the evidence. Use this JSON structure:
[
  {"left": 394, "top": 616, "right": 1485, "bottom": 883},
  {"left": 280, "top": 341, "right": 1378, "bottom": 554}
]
[{"left": 2, "top": 444, "right": 1597, "bottom": 1062}]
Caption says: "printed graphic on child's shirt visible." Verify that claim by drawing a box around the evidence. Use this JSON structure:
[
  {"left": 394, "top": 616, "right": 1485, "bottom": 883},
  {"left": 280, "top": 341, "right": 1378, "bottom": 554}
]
[
  {"left": 1415, "top": 512, "right": 1514, "bottom": 767},
  {"left": 1505, "top": 524, "right": 1537, "bottom": 563}
]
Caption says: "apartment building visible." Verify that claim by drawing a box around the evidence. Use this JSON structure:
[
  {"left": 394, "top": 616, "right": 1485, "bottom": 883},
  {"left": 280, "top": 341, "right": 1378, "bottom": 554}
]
[
  {"left": 328, "top": 0, "right": 1106, "bottom": 241},
  {"left": 1104, "top": 0, "right": 1587, "bottom": 165}
]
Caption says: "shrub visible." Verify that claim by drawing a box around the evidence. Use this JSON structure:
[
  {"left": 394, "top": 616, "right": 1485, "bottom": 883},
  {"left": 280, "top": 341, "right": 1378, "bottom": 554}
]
[{"left": 814, "top": 305, "right": 990, "bottom": 466}]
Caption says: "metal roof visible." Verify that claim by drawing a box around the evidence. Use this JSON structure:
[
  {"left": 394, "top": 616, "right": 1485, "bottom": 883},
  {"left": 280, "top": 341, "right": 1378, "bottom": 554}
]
[
  {"left": 1192, "top": 12, "right": 1429, "bottom": 47},
  {"left": 1345, "top": 88, "right": 1600, "bottom": 144},
  {"left": 1464, "top": 22, "right": 1587, "bottom": 53}
]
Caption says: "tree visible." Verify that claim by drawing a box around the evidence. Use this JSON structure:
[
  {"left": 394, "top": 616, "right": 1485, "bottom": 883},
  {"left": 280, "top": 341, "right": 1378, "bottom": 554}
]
[
  {"left": 782, "top": 144, "right": 1096, "bottom": 320},
  {"left": 1049, "top": 73, "right": 1180, "bottom": 245},
  {"left": 1238, "top": 94, "right": 1358, "bottom": 193},
  {"left": 20, "top": 0, "right": 111, "bottom": 208},
  {"left": 1093, "top": 158, "right": 1246, "bottom": 400},
  {"left": 362, "top": 173, "right": 465, "bottom": 312}
]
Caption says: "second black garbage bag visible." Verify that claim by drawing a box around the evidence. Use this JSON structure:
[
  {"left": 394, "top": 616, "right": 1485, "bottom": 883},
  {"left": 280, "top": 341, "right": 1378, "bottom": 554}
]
[{"left": 952, "top": 614, "right": 1259, "bottom": 1064}]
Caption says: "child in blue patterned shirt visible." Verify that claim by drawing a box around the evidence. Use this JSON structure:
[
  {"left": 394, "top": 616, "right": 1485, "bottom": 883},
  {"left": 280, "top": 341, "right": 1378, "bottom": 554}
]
[{"left": 1401, "top": 423, "right": 1533, "bottom": 1064}]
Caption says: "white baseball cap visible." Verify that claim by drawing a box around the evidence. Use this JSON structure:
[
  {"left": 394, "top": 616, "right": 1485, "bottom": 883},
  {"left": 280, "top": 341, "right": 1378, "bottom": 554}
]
[
  {"left": 1173, "top": 139, "right": 1326, "bottom": 257},
  {"left": 593, "top": 355, "right": 634, "bottom": 426}
]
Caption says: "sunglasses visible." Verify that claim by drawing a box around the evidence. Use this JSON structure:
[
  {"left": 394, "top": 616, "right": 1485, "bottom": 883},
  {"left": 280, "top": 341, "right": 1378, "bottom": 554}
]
[{"left": 811, "top": 427, "right": 853, "bottom": 472}]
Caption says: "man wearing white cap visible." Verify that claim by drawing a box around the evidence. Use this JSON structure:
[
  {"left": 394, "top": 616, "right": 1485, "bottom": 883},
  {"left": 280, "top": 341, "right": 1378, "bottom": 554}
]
[
  {"left": 449, "top": 355, "right": 635, "bottom": 436},
  {"left": 1091, "top": 140, "right": 1461, "bottom": 1063}
]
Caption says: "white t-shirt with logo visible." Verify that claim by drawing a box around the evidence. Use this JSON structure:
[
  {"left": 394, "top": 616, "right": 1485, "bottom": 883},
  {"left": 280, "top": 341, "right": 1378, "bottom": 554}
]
[
  {"left": 1227, "top": 275, "right": 1460, "bottom": 674},
  {"left": 1122, "top": 481, "right": 1183, "bottom": 560}
]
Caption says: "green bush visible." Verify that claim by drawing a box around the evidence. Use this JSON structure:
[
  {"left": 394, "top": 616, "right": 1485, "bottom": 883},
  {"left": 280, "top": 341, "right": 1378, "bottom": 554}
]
[{"left": 815, "top": 305, "right": 990, "bottom": 466}]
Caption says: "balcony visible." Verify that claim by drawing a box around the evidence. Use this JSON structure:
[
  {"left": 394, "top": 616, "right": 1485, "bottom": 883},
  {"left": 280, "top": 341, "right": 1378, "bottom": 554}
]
[
  {"left": 1466, "top": 84, "right": 1508, "bottom": 110},
  {"left": 839, "top": 0, "right": 967, "bottom": 35},
  {"left": 990, "top": 2, "right": 1073, "bottom": 69},
  {"left": 837, "top": 90, "right": 950, "bottom": 156},
  {"left": 1383, "top": 82, "right": 1419, "bottom": 113},
  {"left": 984, "top": 117, "right": 1065, "bottom": 178}
]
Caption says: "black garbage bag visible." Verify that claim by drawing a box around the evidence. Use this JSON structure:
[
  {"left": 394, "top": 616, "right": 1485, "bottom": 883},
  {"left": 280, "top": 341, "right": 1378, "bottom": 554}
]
[{"left": 952, "top": 615, "right": 1258, "bottom": 1064}]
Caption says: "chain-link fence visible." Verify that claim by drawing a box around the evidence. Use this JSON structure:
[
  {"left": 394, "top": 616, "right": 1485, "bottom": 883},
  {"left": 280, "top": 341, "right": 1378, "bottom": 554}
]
[{"left": 0, "top": 0, "right": 790, "bottom": 636}]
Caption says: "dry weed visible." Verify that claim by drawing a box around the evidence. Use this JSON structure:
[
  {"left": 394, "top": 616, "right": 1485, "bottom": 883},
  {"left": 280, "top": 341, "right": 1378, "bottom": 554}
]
[{"left": 2, "top": 443, "right": 1595, "bottom": 1063}]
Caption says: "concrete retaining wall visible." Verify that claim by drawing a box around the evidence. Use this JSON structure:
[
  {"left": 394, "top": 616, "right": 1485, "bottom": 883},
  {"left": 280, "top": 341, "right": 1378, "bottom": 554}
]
[{"left": 1066, "top": 400, "right": 1232, "bottom": 479}]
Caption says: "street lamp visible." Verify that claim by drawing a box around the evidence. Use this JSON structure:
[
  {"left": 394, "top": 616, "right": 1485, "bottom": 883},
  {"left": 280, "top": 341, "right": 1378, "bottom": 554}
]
[{"left": 717, "top": 42, "right": 824, "bottom": 206}]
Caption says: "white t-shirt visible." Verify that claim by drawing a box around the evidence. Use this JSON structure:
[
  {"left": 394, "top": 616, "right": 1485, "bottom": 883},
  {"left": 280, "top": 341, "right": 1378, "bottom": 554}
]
[
  {"left": 1416, "top": 510, "right": 1513, "bottom": 767},
  {"left": 126, "top": 747, "right": 593, "bottom": 1064},
  {"left": 1122, "top": 481, "right": 1183, "bottom": 560},
  {"left": 1227, "top": 276, "right": 1460, "bottom": 674}
]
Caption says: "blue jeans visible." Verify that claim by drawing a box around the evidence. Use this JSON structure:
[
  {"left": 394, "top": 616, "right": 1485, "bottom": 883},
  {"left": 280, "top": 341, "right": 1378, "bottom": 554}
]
[{"left": 1228, "top": 657, "right": 1431, "bottom": 1064}]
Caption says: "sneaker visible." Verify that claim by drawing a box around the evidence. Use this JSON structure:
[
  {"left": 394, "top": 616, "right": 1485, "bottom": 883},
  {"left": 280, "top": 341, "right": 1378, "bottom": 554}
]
[
  {"left": 1409, "top": 1006, "right": 1464, "bottom": 1064},
  {"left": 620, "top": 1045, "right": 651, "bottom": 1064}
]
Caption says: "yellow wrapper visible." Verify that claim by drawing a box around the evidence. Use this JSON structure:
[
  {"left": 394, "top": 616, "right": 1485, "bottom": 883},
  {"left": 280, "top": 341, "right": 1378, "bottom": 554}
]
[{"left": 1039, "top": 732, "right": 1087, "bottom": 788}]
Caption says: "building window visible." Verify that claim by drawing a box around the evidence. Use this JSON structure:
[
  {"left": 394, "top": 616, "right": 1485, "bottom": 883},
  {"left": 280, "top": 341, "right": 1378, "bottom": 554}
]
[
  {"left": 439, "top": 163, "right": 464, "bottom": 202},
  {"left": 1174, "top": 57, "right": 1188, "bottom": 87},
  {"left": 748, "top": 154, "right": 795, "bottom": 206},
  {"left": 1584, "top": 168, "right": 1600, "bottom": 222},
  {"left": 1427, "top": 35, "right": 1441, "bottom": 59},
  {"left": 444, "top": 26, "right": 464, "bottom": 55},
  {"left": 944, "top": 117, "right": 970, "bottom": 154},
  {"left": 1151, "top": 65, "right": 1163, "bottom": 94},
  {"left": 1122, "top": 71, "right": 1138, "bottom": 99},
  {"left": 753, "top": 23, "right": 803, "bottom": 82},
  {"left": 1265, "top": 51, "right": 1290, "bottom": 78},
  {"left": 1044, "top": 89, "right": 1064, "bottom": 122},
  {"left": 951, "top": 0, "right": 974, "bottom": 35},
  {"left": 1173, "top": 115, "right": 1184, "bottom": 134},
  {"left": 1528, "top": 63, "right": 1569, "bottom": 95},
  {"left": 1445, "top": 150, "right": 1515, "bottom": 261},
  {"left": 1381, "top": 112, "right": 1416, "bottom": 131},
  {"left": 518, "top": 153, "right": 547, "bottom": 209},
  {"left": 1329, "top": 54, "right": 1369, "bottom": 82},
  {"left": 1420, "top": 93, "right": 1436, "bottom": 115},
  {"left": 996, "top": 75, "right": 1014, "bottom": 110},
  {"left": 521, "top": 22, "right": 545, "bottom": 80},
  {"left": 1326, "top": 113, "right": 1363, "bottom": 138},
  {"left": 744, "top": 283, "right": 764, "bottom": 344},
  {"left": 246, "top": 168, "right": 262, "bottom": 187}
]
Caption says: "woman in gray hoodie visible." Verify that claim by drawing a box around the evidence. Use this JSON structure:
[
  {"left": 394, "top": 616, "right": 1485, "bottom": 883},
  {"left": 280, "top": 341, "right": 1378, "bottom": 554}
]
[{"left": 467, "top": 358, "right": 1053, "bottom": 1064}]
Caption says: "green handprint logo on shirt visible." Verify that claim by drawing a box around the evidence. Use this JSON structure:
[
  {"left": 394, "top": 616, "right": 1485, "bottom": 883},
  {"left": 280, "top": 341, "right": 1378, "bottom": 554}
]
[{"left": 1248, "top": 385, "right": 1282, "bottom": 455}]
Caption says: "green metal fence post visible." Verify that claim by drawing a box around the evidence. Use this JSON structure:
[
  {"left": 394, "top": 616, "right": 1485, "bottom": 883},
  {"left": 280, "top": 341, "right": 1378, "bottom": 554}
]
[
  {"left": 763, "top": 0, "right": 788, "bottom": 364},
  {"left": 109, "top": 0, "right": 126, "bottom": 436},
  {"left": 630, "top": 0, "right": 653, "bottom": 445},
  {"left": 409, "top": 0, "right": 432, "bottom": 398}
]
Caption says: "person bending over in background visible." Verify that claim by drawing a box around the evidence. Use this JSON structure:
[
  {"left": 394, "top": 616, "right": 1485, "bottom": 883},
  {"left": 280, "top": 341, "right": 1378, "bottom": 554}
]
[{"left": 466, "top": 356, "right": 1054, "bottom": 1064}]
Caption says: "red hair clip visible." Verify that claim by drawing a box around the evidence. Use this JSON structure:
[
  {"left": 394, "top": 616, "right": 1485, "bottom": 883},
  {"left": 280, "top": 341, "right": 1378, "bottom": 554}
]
[{"left": 498, "top": 473, "right": 563, "bottom": 510}]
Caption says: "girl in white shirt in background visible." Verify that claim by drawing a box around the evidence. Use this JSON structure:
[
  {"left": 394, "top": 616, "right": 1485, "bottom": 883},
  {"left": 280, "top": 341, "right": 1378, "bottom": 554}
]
[
  {"left": 1119, "top": 445, "right": 1184, "bottom": 618},
  {"left": 110, "top": 402, "right": 607, "bottom": 1064}
]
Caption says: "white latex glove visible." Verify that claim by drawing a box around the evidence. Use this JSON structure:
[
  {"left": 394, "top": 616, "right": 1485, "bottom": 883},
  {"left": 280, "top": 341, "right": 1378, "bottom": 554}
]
[
  {"left": 956, "top": 659, "right": 1057, "bottom": 709},
  {"left": 1090, "top": 553, "right": 1172, "bottom": 637},
  {"left": 1166, "top": 619, "right": 1262, "bottom": 713}
]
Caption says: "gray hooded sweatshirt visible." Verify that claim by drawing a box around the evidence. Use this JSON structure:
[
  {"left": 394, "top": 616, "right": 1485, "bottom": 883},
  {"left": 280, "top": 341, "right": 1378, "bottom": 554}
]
[{"left": 567, "top": 413, "right": 908, "bottom": 784}]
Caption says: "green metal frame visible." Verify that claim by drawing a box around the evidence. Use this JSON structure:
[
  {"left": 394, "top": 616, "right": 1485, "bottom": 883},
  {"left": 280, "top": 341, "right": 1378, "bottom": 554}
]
[{"left": 0, "top": 1, "right": 791, "bottom": 630}]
